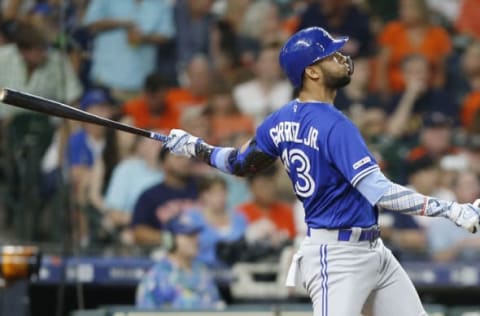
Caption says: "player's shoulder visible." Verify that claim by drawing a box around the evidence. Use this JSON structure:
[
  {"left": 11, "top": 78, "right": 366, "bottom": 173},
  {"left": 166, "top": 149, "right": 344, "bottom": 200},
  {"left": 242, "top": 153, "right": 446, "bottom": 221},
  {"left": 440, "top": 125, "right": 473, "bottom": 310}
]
[{"left": 301, "top": 101, "right": 349, "bottom": 125}]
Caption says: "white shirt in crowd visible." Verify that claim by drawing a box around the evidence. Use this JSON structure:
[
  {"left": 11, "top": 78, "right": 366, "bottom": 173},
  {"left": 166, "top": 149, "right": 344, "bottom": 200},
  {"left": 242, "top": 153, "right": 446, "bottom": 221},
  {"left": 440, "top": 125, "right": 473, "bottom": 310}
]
[{"left": 233, "top": 79, "right": 293, "bottom": 126}]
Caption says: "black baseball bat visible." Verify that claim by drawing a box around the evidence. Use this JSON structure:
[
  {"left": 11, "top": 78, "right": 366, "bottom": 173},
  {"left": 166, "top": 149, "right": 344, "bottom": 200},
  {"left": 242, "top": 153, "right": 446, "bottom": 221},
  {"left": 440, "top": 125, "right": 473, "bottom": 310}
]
[{"left": 0, "top": 88, "right": 169, "bottom": 142}]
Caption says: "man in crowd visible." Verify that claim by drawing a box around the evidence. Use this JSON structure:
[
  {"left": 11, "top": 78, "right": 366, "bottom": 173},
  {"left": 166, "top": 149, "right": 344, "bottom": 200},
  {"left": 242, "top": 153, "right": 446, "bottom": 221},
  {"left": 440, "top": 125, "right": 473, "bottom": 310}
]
[
  {"left": 83, "top": 0, "right": 175, "bottom": 100},
  {"left": 131, "top": 148, "right": 198, "bottom": 246},
  {"left": 0, "top": 22, "right": 82, "bottom": 119},
  {"left": 123, "top": 73, "right": 177, "bottom": 131}
]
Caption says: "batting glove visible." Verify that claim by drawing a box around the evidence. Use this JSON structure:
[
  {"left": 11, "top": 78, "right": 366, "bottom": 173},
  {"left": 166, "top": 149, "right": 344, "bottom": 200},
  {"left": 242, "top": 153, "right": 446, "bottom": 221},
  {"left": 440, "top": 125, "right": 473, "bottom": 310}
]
[
  {"left": 164, "top": 129, "right": 199, "bottom": 158},
  {"left": 448, "top": 200, "right": 480, "bottom": 233}
]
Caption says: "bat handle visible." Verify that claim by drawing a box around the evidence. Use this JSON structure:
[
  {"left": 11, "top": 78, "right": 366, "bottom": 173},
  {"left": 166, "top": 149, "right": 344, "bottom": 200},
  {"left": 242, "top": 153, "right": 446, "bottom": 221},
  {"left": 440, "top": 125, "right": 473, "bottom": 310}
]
[{"left": 150, "top": 131, "right": 170, "bottom": 143}]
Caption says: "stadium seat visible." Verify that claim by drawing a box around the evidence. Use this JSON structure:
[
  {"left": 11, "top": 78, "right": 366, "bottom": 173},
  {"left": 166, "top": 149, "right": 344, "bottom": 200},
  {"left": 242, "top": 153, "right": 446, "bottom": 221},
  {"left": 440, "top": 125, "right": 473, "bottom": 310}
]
[
  {"left": 230, "top": 247, "right": 297, "bottom": 299},
  {"left": 448, "top": 306, "right": 480, "bottom": 316},
  {"left": 70, "top": 310, "right": 106, "bottom": 316},
  {"left": 424, "top": 304, "right": 447, "bottom": 316}
]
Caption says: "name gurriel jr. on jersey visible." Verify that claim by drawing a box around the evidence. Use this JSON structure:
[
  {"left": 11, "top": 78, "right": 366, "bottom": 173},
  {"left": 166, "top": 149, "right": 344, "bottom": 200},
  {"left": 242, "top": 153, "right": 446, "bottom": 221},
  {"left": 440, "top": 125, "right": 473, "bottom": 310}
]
[{"left": 269, "top": 121, "right": 319, "bottom": 151}]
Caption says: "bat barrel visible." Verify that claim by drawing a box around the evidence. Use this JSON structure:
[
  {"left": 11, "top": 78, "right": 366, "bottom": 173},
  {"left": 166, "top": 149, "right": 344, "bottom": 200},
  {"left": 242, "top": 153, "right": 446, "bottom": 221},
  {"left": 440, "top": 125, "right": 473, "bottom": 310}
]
[{"left": 0, "top": 88, "right": 170, "bottom": 143}]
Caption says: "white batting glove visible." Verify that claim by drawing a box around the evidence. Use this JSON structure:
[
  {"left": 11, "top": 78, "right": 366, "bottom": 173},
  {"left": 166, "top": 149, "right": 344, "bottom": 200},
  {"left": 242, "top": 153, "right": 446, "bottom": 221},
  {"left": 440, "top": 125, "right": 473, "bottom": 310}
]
[
  {"left": 164, "top": 129, "right": 199, "bottom": 158},
  {"left": 448, "top": 201, "right": 480, "bottom": 233}
]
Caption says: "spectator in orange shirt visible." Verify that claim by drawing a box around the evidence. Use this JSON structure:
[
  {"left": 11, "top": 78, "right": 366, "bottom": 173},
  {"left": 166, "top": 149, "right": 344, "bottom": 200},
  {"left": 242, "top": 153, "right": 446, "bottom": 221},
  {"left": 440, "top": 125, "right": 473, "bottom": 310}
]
[
  {"left": 204, "top": 81, "right": 254, "bottom": 145},
  {"left": 461, "top": 92, "right": 480, "bottom": 130},
  {"left": 281, "top": 0, "right": 309, "bottom": 36},
  {"left": 123, "top": 73, "right": 178, "bottom": 132},
  {"left": 165, "top": 54, "right": 210, "bottom": 116},
  {"left": 236, "top": 166, "right": 296, "bottom": 246},
  {"left": 455, "top": 0, "right": 480, "bottom": 39},
  {"left": 376, "top": 0, "right": 452, "bottom": 95}
]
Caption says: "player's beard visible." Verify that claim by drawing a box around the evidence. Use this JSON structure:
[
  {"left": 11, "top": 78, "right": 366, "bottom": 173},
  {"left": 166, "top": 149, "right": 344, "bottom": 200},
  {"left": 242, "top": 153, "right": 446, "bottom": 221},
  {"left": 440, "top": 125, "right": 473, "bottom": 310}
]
[{"left": 324, "top": 72, "right": 351, "bottom": 89}]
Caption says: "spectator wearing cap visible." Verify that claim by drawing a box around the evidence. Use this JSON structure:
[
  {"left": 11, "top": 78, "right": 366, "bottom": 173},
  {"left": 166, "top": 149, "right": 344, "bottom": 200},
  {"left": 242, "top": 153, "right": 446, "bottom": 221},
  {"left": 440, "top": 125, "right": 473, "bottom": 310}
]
[
  {"left": 131, "top": 148, "right": 198, "bottom": 246},
  {"left": 408, "top": 153, "right": 456, "bottom": 205},
  {"left": 65, "top": 89, "right": 115, "bottom": 246},
  {"left": 136, "top": 211, "right": 224, "bottom": 310},
  {"left": 386, "top": 54, "right": 457, "bottom": 138},
  {"left": 427, "top": 171, "right": 480, "bottom": 262},
  {"left": 67, "top": 89, "right": 115, "bottom": 170},
  {"left": 406, "top": 112, "right": 459, "bottom": 164},
  {"left": 83, "top": 0, "right": 175, "bottom": 100},
  {"left": 382, "top": 112, "right": 458, "bottom": 184},
  {"left": 0, "top": 22, "right": 82, "bottom": 119},
  {"left": 406, "top": 151, "right": 456, "bottom": 222}
]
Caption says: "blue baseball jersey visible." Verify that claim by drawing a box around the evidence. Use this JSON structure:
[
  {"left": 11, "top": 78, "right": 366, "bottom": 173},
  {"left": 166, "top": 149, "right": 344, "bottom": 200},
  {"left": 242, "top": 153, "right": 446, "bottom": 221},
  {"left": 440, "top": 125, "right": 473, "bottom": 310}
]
[{"left": 256, "top": 100, "right": 379, "bottom": 229}]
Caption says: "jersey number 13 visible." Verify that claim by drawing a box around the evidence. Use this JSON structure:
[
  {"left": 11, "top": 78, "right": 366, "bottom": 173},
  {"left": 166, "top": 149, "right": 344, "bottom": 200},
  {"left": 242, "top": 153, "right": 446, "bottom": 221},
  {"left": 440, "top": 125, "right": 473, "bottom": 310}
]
[{"left": 281, "top": 148, "right": 315, "bottom": 198}]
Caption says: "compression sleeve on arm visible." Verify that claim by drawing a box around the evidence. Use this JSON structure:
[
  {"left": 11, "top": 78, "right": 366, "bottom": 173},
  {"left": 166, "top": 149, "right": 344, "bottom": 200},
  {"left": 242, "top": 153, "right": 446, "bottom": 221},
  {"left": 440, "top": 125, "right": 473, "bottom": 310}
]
[
  {"left": 355, "top": 170, "right": 390, "bottom": 206},
  {"left": 194, "top": 138, "right": 276, "bottom": 176},
  {"left": 356, "top": 169, "right": 465, "bottom": 221}
]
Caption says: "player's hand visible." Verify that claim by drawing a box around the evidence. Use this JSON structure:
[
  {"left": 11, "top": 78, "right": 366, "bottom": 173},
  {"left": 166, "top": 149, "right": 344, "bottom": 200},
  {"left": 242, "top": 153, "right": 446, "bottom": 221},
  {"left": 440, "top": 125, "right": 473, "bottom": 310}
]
[
  {"left": 164, "top": 129, "right": 199, "bottom": 158},
  {"left": 448, "top": 201, "right": 480, "bottom": 233}
]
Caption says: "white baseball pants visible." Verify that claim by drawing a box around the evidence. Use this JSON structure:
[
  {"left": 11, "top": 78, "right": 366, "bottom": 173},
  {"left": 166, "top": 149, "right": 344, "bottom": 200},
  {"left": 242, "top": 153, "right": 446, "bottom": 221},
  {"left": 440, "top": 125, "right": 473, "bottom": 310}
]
[{"left": 287, "top": 230, "right": 427, "bottom": 316}]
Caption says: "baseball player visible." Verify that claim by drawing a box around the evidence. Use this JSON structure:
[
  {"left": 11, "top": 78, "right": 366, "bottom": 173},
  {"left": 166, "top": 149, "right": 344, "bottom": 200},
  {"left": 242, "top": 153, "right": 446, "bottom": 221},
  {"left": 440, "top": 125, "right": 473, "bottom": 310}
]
[{"left": 164, "top": 27, "right": 480, "bottom": 316}]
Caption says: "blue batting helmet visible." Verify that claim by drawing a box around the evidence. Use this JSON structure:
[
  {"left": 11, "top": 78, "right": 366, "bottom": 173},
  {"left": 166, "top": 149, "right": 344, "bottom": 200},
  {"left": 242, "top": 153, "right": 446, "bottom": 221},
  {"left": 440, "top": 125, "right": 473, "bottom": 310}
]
[{"left": 279, "top": 27, "right": 349, "bottom": 88}]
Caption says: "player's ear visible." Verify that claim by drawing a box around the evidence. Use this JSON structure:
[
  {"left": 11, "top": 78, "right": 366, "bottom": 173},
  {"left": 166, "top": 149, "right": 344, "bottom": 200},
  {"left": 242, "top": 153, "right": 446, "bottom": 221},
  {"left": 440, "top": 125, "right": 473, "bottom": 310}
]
[{"left": 304, "top": 64, "right": 321, "bottom": 82}]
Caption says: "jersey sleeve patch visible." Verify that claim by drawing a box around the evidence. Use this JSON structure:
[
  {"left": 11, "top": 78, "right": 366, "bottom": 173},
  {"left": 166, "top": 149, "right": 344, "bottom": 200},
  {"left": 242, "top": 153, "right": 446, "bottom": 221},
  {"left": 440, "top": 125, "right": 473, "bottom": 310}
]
[{"left": 353, "top": 156, "right": 372, "bottom": 170}]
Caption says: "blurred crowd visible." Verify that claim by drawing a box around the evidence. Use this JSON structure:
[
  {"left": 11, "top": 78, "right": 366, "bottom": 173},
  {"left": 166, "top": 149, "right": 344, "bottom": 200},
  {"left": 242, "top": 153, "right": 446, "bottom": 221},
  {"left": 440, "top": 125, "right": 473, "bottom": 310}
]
[{"left": 1, "top": 0, "right": 480, "bottom": 309}]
